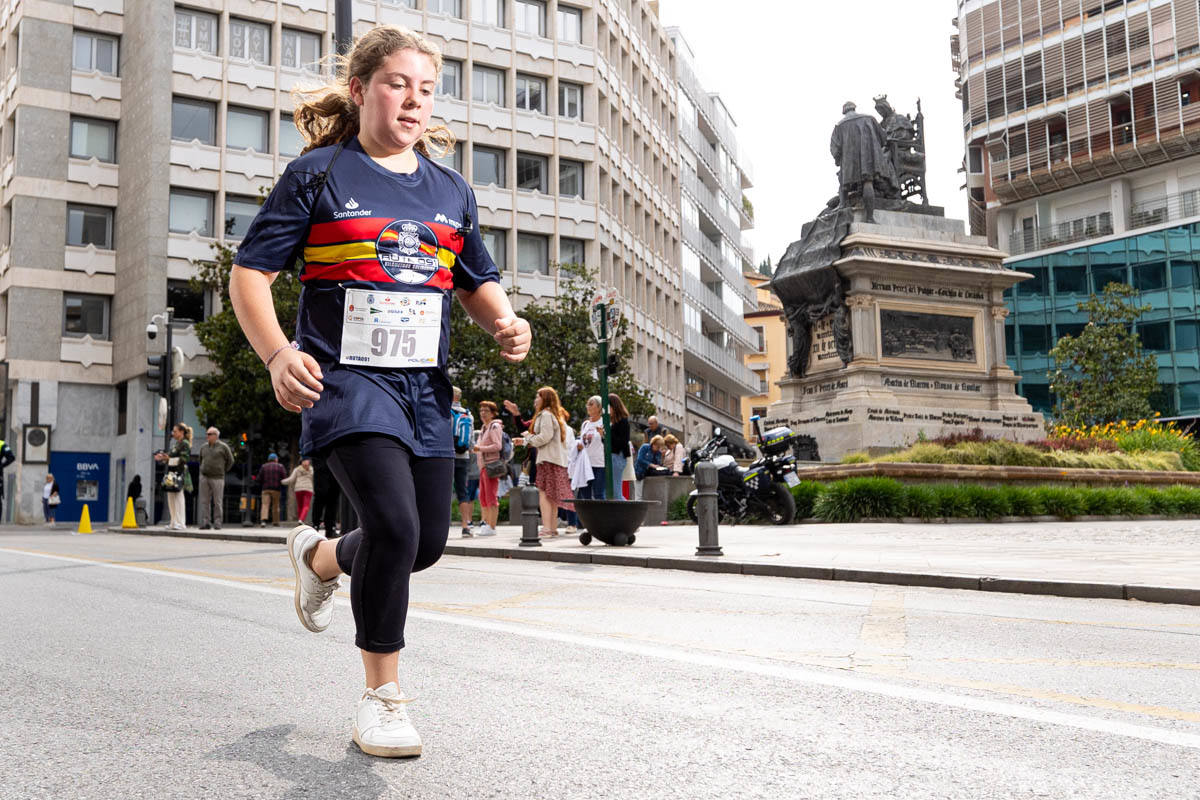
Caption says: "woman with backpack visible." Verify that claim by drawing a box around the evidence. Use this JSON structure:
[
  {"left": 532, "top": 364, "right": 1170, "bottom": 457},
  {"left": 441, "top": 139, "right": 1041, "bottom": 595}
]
[
  {"left": 473, "top": 400, "right": 505, "bottom": 537},
  {"left": 514, "top": 387, "right": 571, "bottom": 537}
]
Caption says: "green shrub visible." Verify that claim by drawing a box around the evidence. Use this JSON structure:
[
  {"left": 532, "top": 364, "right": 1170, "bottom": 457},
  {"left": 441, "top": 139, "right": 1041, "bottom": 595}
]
[
  {"left": 962, "top": 484, "right": 1011, "bottom": 519},
  {"left": 1115, "top": 428, "right": 1200, "bottom": 471},
  {"left": 1031, "top": 486, "right": 1085, "bottom": 518},
  {"left": 1082, "top": 488, "right": 1120, "bottom": 516},
  {"left": 498, "top": 496, "right": 510, "bottom": 523},
  {"left": 869, "top": 439, "right": 1185, "bottom": 471},
  {"left": 1163, "top": 486, "right": 1200, "bottom": 514},
  {"left": 668, "top": 493, "right": 690, "bottom": 521},
  {"left": 903, "top": 485, "right": 941, "bottom": 520},
  {"left": 928, "top": 484, "right": 973, "bottom": 518},
  {"left": 813, "top": 477, "right": 906, "bottom": 523},
  {"left": 790, "top": 480, "right": 822, "bottom": 519},
  {"left": 997, "top": 485, "right": 1044, "bottom": 516},
  {"left": 840, "top": 451, "right": 871, "bottom": 464}
]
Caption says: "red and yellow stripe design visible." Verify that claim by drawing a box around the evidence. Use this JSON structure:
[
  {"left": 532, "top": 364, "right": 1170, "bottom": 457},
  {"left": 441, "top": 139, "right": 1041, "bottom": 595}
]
[{"left": 300, "top": 217, "right": 462, "bottom": 288}]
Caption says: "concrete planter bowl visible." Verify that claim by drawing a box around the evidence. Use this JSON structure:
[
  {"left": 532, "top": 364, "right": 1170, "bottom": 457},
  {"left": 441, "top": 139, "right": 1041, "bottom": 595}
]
[{"left": 572, "top": 499, "right": 659, "bottom": 546}]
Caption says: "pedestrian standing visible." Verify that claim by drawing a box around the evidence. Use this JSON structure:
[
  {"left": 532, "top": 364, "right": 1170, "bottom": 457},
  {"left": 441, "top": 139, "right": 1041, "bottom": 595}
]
[
  {"left": 0, "top": 435, "right": 14, "bottom": 520},
  {"left": 608, "top": 393, "right": 631, "bottom": 501},
  {"left": 514, "top": 387, "right": 571, "bottom": 537},
  {"left": 42, "top": 473, "right": 60, "bottom": 527},
  {"left": 472, "top": 400, "right": 504, "bottom": 537},
  {"left": 155, "top": 423, "right": 193, "bottom": 530},
  {"left": 198, "top": 426, "right": 235, "bottom": 529},
  {"left": 283, "top": 458, "right": 316, "bottom": 522},
  {"left": 643, "top": 415, "right": 669, "bottom": 441},
  {"left": 450, "top": 387, "right": 475, "bottom": 537},
  {"left": 502, "top": 398, "right": 536, "bottom": 485},
  {"left": 576, "top": 396, "right": 607, "bottom": 500},
  {"left": 311, "top": 456, "right": 340, "bottom": 537},
  {"left": 228, "top": 25, "right": 530, "bottom": 759},
  {"left": 257, "top": 453, "right": 287, "bottom": 527}
]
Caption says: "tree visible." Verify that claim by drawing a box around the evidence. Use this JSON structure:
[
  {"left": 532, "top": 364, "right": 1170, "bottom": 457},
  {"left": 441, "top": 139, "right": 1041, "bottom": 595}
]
[
  {"left": 448, "top": 263, "right": 655, "bottom": 423},
  {"left": 758, "top": 256, "right": 773, "bottom": 277},
  {"left": 1048, "top": 282, "right": 1159, "bottom": 428},
  {"left": 190, "top": 237, "right": 304, "bottom": 464}
]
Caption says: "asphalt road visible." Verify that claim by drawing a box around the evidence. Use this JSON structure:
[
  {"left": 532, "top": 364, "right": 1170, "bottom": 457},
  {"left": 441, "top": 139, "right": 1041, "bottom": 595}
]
[{"left": 1, "top": 529, "right": 1198, "bottom": 799}]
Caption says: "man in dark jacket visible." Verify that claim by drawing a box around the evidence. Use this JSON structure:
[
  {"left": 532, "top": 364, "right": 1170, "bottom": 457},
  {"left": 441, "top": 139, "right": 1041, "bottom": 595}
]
[
  {"left": 256, "top": 453, "right": 287, "bottom": 527},
  {"left": 0, "top": 437, "right": 13, "bottom": 520}
]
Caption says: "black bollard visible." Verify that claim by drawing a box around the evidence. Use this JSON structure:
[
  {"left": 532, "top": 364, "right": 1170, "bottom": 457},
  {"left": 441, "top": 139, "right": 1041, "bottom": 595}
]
[
  {"left": 694, "top": 461, "right": 722, "bottom": 556},
  {"left": 518, "top": 485, "right": 542, "bottom": 547}
]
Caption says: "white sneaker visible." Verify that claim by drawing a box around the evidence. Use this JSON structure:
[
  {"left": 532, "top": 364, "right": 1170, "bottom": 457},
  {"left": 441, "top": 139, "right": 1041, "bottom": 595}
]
[
  {"left": 353, "top": 682, "right": 422, "bottom": 758},
  {"left": 565, "top": 525, "right": 577, "bottom": 535},
  {"left": 287, "top": 524, "right": 339, "bottom": 633},
  {"left": 477, "top": 523, "right": 497, "bottom": 537}
]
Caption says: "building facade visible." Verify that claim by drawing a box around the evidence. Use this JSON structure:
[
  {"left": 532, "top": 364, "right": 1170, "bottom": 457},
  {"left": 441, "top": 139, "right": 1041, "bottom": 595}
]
[
  {"left": 740, "top": 267, "right": 786, "bottom": 443},
  {"left": 666, "top": 27, "right": 756, "bottom": 450},
  {"left": 954, "top": 0, "right": 1200, "bottom": 417},
  {"left": 0, "top": 0, "right": 685, "bottom": 523}
]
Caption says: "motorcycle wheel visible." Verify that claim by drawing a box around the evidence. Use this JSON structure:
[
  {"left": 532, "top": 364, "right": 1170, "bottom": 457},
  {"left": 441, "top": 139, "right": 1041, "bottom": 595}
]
[
  {"left": 686, "top": 495, "right": 699, "bottom": 523},
  {"left": 763, "top": 482, "right": 796, "bottom": 525}
]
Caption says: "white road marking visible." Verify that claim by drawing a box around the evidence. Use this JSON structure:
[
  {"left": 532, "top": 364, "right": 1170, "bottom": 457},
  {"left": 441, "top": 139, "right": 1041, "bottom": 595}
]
[{"left": 5, "top": 546, "right": 1200, "bottom": 750}]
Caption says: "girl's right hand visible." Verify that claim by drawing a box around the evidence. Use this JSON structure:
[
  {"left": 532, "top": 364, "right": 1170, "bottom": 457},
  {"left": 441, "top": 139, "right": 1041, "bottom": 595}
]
[{"left": 269, "top": 348, "right": 324, "bottom": 412}]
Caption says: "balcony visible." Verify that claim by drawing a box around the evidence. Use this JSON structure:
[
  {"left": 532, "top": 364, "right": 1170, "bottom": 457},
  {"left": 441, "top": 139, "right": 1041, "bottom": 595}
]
[
  {"left": 683, "top": 327, "right": 759, "bottom": 394},
  {"left": 682, "top": 272, "right": 758, "bottom": 349},
  {"left": 682, "top": 171, "right": 743, "bottom": 256},
  {"left": 1007, "top": 212, "right": 1113, "bottom": 256},
  {"left": 1128, "top": 189, "right": 1200, "bottom": 231}
]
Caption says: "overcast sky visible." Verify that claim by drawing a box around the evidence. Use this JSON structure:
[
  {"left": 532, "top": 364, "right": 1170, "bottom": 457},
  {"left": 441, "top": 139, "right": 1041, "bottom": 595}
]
[{"left": 656, "top": 0, "right": 965, "bottom": 269}]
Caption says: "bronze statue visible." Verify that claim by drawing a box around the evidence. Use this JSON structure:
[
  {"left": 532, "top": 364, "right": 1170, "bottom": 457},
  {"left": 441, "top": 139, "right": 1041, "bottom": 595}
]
[
  {"left": 874, "top": 94, "right": 929, "bottom": 206},
  {"left": 831, "top": 101, "right": 897, "bottom": 224}
]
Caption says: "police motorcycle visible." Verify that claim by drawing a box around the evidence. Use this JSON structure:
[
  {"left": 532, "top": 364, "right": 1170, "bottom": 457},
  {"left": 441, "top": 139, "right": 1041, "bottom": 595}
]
[{"left": 685, "top": 415, "right": 801, "bottom": 525}]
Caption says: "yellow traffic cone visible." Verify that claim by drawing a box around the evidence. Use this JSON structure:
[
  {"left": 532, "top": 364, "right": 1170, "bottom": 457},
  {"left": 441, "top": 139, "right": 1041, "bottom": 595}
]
[
  {"left": 122, "top": 497, "right": 138, "bottom": 529},
  {"left": 77, "top": 504, "right": 93, "bottom": 534}
]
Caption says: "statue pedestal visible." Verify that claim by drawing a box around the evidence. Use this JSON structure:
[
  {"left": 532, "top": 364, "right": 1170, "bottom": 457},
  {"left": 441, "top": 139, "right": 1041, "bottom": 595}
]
[{"left": 767, "top": 210, "right": 1045, "bottom": 461}]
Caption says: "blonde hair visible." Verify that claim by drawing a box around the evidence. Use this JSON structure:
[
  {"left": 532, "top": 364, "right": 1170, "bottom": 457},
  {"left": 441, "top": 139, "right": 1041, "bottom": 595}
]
[
  {"left": 650, "top": 435, "right": 665, "bottom": 449},
  {"left": 663, "top": 433, "right": 679, "bottom": 448},
  {"left": 536, "top": 387, "right": 568, "bottom": 443},
  {"left": 291, "top": 25, "right": 455, "bottom": 158},
  {"left": 173, "top": 422, "right": 194, "bottom": 442}
]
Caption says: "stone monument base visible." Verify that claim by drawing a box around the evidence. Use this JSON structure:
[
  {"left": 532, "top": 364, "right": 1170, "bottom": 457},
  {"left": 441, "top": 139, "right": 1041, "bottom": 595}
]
[{"left": 767, "top": 210, "right": 1045, "bottom": 462}]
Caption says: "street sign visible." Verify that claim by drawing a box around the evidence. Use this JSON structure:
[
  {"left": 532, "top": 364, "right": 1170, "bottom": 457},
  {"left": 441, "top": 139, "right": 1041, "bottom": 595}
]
[{"left": 589, "top": 288, "right": 622, "bottom": 342}]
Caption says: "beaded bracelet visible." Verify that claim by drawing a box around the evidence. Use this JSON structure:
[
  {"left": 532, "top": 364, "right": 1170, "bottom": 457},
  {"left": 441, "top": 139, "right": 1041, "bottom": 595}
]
[{"left": 264, "top": 340, "right": 300, "bottom": 368}]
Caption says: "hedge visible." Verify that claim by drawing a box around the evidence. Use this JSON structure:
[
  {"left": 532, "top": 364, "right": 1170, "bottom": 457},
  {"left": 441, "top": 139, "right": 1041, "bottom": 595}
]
[{"left": 792, "top": 478, "right": 1200, "bottom": 523}]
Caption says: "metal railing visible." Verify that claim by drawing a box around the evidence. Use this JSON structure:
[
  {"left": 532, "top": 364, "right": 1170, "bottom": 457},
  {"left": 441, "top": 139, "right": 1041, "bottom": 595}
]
[
  {"left": 1128, "top": 189, "right": 1200, "bottom": 231},
  {"left": 684, "top": 327, "right": 760, "bottom": 393},
  {"left": 683, "top": 220, "right": 751, "bottom": 301},
  {"left": 682, "top": 272, "right": 759, "bottom": 349},
  {"left": 682, "top": 171, "right": 743, "bottom": 255},
  {"left": 1006, "top": 212, "right": 1113, "bottom": 256}
]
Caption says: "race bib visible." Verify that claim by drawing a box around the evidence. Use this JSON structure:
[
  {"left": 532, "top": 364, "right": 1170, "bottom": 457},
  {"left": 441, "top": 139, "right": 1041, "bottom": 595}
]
[{"left": 340, "top": 289, "right": 441, "bottom": 368}]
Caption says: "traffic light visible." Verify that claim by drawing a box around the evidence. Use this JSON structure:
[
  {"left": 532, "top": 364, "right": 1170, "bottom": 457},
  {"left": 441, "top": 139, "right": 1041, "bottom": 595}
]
[
  {"left": 606, "top": 352, "right": 620, "bottom": 375},
  {"left": 238, "top": 432, "right": 248, "bottom": 449},
  {"left": 146, "top": 354, "right": 168, "bottom": 397}
]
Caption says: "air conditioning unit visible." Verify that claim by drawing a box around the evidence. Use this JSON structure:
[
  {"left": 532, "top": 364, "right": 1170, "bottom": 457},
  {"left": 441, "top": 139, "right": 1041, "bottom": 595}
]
[{"left": 23, "top": 424, "right": 50, "bottom": 464}]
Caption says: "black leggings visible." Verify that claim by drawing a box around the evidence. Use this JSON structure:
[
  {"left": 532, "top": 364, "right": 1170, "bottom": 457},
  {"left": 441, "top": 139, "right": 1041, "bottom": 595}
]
[{"left": 327, "top": 434, "right": 452, "bottom": 653}]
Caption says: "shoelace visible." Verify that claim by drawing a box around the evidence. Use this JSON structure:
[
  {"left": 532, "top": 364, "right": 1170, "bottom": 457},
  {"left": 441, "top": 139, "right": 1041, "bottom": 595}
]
[
  {"left": 368, "top": 691, "right": 415, "bottom": 725},
  {"left": 306, "top": 577, "right": 339, "bottom": 610}
]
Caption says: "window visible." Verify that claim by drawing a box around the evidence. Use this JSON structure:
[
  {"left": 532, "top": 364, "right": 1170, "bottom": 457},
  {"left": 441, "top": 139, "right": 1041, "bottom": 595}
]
[
  {"left": 514, "top": 0, "right": 545, "bottom": 35},
  {"left": 281, "top": 28, "right": 320, "bottom": 70},
  {"left": 279, "top": 113, "right": 304, "bottom": 157},
  {"left": 440, "top": 60, "right": 462, "bottom": 99},
  {"left": 174, "top": 8, "right": 218, "bottom": 54},
  {"left": 169, "top": 188, "right": 214, "bottom": 236},
  {"left": 754, "top": 368, "right": 768, "bottom": 392},
  {"left": 63, "top": 293, "right": 109, "bottom": 339},
  {"left": 516, "top": 152, "right": 547, "bottom": 192},
  {"left": 518, "top": 232, "right": 549, "bottom": 274},
  {"left": 69, "top": 117, "right": 116, "bottom": 162},
  {"left": 472, "top": 0, "right": 505, "bottom": 27},
  {"left": 223, "top": 194, "right": 260, "bottom": 238},
  {"left": 1019, "top": 324, "right": 1050, "bottom": 355},
  {"left": 226, "top": 106, "right": 269, "bottom": 152},
  {"left": 73, "top": 30, "right": 118, "bottom": 75},
  {"left": 66, "top": 204, "right": 113, "bottom": 249},
  {"left": 557, "top": 5, "right": 582, "bottom": 42},
  {"left": 558, "top": 81, "right": 582, "bottom": 120},
  {"left": 473, "top": 146, "right": 505, "bottom": 186},
  {"left": 1176, "top": 319, "right": 1200, "bottom": 350},
  {"left": 168, "top": 279, "right": 208, "bottom": 323},
  {"left": 1092, "top": 265, "right": 1127, "bottom": 293},
  {"left": 1133, "top": 261, "right": 1167, "bottom": 291},
  {"left": 1172, "top": 259, "right": 1200, "bottom": 288},
  {"left": 559, "top": 158, "right": 584, "bottom": 197},
  {"left": 515, "top": 74, "right": 546, "bottom": 113},
  {"left": 752, "top": 325, "right": 765, "bottom": 353},
  {"left": 472, "top": 65, "right": 505, "bottom": 105},
  {"left": 172, "top": 97, "right": 216, "bottom": 145},
  {"left": 428, "top": 0, "right": 462, "bottom": 16},
  {"left": 432, "top": 148, "right": 462, "bottom": 172},
  {"left": 1138, "top": 321, "right": 1170, "bottom": 352},
  {"left": 1052, "top": 264, "right": 1087, "bottom": 294},
  {"left": 559, "top": 236, "right": 584, "bottom": 266},
  {"left": 117, "top": 381, "right": 127, "bottom": 436},
  {"left": 482, "top": 228, "right": 506, "bottom": 268},
  {"left": 229, "top": 18, "right": 269, "bottom": 63}
]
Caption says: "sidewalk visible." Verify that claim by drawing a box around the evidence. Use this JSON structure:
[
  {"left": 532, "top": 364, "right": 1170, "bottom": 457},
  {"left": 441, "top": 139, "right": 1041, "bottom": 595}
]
[{"left": 106, "top": 517, "right": 1200, "bottom": 606}]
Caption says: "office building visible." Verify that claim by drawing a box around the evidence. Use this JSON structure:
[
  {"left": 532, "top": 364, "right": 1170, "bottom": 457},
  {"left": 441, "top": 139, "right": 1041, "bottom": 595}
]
[{"left": 953, "top": 0, "right": 1200, "bottom": 417}]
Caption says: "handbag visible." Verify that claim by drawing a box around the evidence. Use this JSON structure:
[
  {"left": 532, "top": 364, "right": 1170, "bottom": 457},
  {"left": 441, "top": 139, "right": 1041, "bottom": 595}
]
[
  {"left": 162, "top": 471, "right": 183, "bottom": 493},
  {"left": 484, "top": 459, "right": 508, "bottom": 478},
  {"left": 47, "top": 491, "right": 61, "bottom": 507}
]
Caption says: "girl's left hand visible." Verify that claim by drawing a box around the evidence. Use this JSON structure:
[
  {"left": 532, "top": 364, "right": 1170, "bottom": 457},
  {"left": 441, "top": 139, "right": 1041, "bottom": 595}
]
[{"left": 493, "top": 316, "right": 531, "bottom": 363}]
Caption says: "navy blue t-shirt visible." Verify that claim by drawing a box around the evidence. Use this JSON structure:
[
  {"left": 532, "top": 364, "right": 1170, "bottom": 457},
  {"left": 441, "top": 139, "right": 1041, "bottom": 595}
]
[{"left": 235, "top": 139, "right": 500, "bottom": 458}]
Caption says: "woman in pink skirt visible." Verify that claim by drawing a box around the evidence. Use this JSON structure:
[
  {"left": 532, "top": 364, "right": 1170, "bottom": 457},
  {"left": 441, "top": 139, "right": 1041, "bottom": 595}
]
[{"left": 516, "top": 386, "right": 572, "bottom": 537}]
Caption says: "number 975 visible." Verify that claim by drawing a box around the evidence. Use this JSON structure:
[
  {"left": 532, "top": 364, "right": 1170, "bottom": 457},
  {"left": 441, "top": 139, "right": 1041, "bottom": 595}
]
[{"left": 370, "top": 327, "right": 416, "bottom": 357}]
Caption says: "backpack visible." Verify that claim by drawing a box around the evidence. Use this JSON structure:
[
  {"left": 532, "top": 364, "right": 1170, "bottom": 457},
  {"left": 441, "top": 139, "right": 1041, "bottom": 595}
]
[
  {"left": 499, "top": 430, "right": 513, "bottom": 463},
  {"left": 452, "top": 409, "right": 472, "bottom": 454}
]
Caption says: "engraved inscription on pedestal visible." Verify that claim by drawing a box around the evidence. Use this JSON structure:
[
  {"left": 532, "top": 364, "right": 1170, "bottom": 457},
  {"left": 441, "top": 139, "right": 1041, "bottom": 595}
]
[
  {"left": 806, "top": 316, "right": 843, "bottom": 374},
  {"left": 879, "top": 309, "right": 975, "bottom": 363}
]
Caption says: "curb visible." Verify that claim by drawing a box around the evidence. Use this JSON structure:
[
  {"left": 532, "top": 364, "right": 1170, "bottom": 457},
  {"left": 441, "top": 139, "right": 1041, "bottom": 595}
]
[{"left": 106, "top": 526, "right": 1200, "bottom": 607}]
